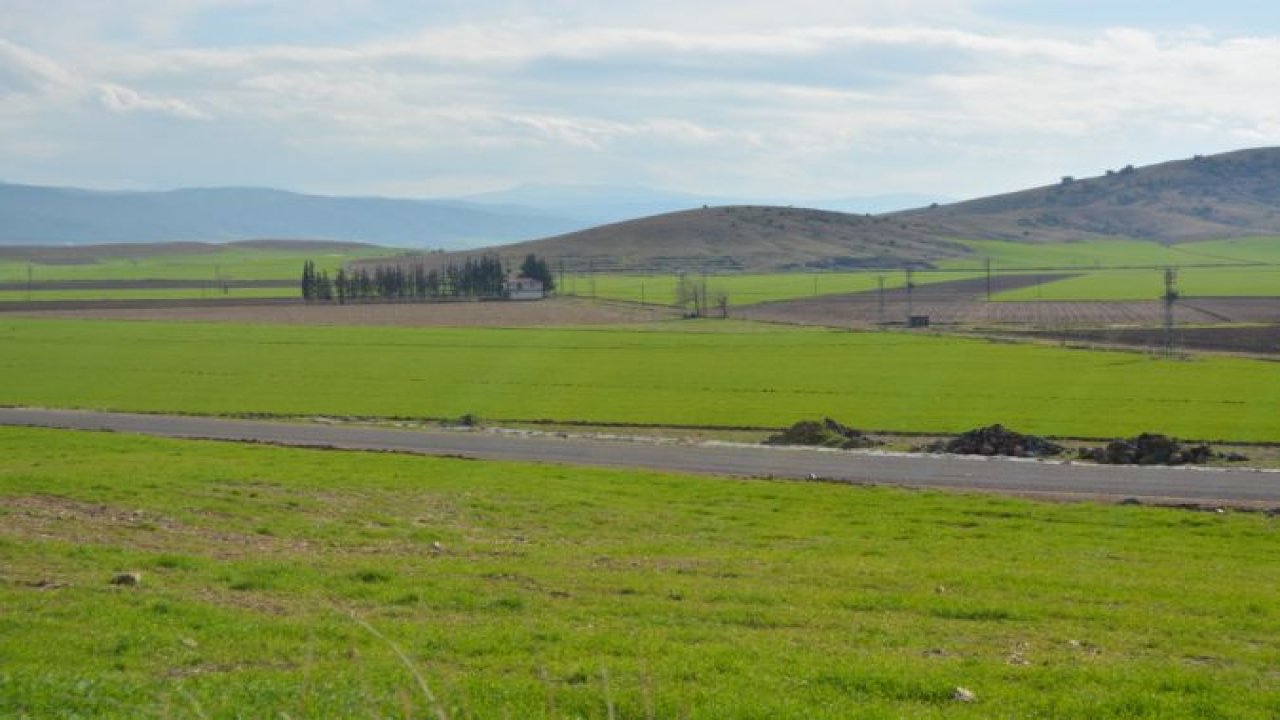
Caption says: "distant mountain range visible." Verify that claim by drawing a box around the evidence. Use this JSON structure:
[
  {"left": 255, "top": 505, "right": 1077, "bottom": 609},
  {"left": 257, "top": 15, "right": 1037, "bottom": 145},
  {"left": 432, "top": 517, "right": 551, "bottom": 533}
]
[
  {"left": 0, "top": 184, "right": 578, "bottom": 248},
  {"left": 10, "top": 147, "right": 1279, "bottom": 268},
  {"left": 0, "top": 180, "right": 947, "bottom": 248}
]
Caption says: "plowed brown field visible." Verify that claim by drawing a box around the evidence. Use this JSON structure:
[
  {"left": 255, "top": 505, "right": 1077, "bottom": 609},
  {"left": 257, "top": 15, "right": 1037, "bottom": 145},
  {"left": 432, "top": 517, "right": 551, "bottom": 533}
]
[
  {"left": 737, "top": 275, "right": 1280, "bottom": 329},
  {"left": 4, "top": 297, "right": 677, "bottom": 327}
]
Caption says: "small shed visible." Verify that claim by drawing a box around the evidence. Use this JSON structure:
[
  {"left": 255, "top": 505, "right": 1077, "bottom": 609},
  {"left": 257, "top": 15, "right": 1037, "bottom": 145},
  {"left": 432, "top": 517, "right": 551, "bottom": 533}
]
[
  {"left": 507, "top": 275, "right": 545, "bottom": 301},
  {"left": 908, "top": 315, "right": 931, "bottom": 328}
]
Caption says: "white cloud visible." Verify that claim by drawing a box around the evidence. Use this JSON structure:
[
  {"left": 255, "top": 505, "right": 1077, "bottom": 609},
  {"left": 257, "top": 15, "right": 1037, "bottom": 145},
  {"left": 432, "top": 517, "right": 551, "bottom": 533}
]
[
  {"left": 0, "top": 38, "right": 75, "bottom": 93},
  {"left": 96, "top": 82, "right": 208, "bottom": 119},
  {"left": 4, "top": 3, "right": 1280, "bottom": 197},
  {"left": 0, "top": 38, "right": 208, "bottom": 122}
]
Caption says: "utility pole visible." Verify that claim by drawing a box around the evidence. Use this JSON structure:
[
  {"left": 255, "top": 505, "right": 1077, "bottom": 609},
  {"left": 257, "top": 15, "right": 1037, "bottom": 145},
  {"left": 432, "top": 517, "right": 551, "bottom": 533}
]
[
  {"left": 701, "top": 268, "right": 709, "bottom": 318},
  {"left": 558, "top": 258, "right": 565, "bottom": 295},
  {"left": 984, "top": 257, "right": 992, "bottom": 301},
  {"left": 640, "top": 281, "right": 645, "bottom": 306},
  {"left": 904, "top": 267, "right": 915, "bottom": 325},
  {"left": 26, "top": 263, "right": 33, "bottom": 302},
  {"left": 876, "top": 275, "right": 886, "bottom": 328},
  {"left": 1162, "top": 267, "right": 1179, "bottom": 358},
  {"left": 588, "top": 259, "right": 596, "bottom": 299}
]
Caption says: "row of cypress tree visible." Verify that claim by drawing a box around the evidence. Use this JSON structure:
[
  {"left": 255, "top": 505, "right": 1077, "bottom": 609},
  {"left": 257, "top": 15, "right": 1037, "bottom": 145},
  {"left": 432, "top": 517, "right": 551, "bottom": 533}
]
[{"left": 301, "top": 254, "right": 552, "bottom": 303}]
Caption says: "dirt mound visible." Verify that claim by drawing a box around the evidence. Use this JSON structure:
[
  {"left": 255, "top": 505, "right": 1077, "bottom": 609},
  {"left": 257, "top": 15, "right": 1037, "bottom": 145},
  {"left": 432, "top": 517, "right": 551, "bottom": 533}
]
[
  {"left": 923, "top": 424, "right": 1064, "bottom": 458},
  {"left": 766, "top": 418, "right": 881, "bottom": 449},
  {"left": 1078, "top": 433, "right": 1245, "bottom": 465}
]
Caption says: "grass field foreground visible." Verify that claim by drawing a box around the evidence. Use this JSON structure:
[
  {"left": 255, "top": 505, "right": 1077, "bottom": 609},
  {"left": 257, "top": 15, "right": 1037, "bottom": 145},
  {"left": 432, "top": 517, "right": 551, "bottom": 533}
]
[
  {"left": 2, "top": 427, "right": 1278, "bottom": 718},
  {"left": 3, "top": 318, "right": 1280, "bottom": 441}
]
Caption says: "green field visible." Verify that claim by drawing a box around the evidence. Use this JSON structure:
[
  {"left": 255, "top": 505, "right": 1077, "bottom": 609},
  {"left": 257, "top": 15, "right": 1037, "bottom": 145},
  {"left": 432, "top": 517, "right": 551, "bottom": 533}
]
[
  {"left": 3, "top": 426, "right": 1278, "bottom": 718},
  {"left": 0, "top": 246, "right": 400, "bottom": 285},
  {"left": 0, "top": 287, "right": 295, "bottom": 302},
  {"left": 566, "top": 237, "right": 1280, "bottom": 307},
  {"left": 564, "top": 271, "right": 979, "bottom": 306},
  {"left": 7, "top": 237, "right": 1277, "bottom": 306},
  {"left": 6, "top": 234, "right": 1280, "bottom": 718},
  {"left": 1172, "top": 237, "right": 1280, "bottom": 264},
  {"left": 3, "top": 318, "right": 1280, "bottom": 440},
  {"left": 933, "top": 237, "right": 1280, "bottom": 301},
  {"left": 946, "top": 237, "right": 1280, "bottom": 270},
  {"left": 995, "top": 266, "right": 1280, "bottom": 301}
]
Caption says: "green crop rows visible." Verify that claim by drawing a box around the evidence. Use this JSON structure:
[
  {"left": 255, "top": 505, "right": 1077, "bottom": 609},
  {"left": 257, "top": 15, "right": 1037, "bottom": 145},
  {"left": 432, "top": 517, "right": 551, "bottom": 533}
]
[
  {"left": 5, "top": 237, "right": 1280, "bottom": 718},
  {"left": 3, "top": 318, "right": 1279, "bottom": 441}
]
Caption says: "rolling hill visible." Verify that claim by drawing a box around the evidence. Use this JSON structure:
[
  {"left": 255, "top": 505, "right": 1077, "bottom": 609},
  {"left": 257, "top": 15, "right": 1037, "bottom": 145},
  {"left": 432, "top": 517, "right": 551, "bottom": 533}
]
[
  {"left": 455, "top": 183, "right": 948, "bottom": 224},
  {"left": 359, "top": 205, "right": 972, "bottom": 273},
  {"left": 895, "top": 147, "right": 1280, "bottom": 243},
  {"left": 11, "top": 148, "right": 1280, "bottom": 271},
  {"left": 380, "top": 148, "right": 1280, "bottom": 273}
]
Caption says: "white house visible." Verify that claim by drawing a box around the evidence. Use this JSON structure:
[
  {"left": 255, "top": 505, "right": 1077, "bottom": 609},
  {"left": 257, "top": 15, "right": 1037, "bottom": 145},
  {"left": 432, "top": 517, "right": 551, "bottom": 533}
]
[{"left": 507, "top": 275, "right": 545, "bottom": 300}]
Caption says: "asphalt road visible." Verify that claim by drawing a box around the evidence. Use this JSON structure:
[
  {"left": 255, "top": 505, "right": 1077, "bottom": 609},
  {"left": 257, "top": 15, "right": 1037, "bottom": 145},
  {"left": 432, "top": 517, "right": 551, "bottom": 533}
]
[{"left": 3, "top": 407, "right": 1278, "bottom": 507}]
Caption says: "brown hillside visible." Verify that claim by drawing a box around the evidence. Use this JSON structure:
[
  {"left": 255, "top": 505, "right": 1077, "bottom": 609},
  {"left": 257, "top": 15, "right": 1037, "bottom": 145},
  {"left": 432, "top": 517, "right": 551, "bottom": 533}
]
[
  {"left": 898, "top": 147, "right": 1280, "bottom": 243},
  {"left": 371, "top": 206, "right": 972, "bottom": 273},
  {"left": 365, "top": 147, "right": 1280, "bottom": 275}
]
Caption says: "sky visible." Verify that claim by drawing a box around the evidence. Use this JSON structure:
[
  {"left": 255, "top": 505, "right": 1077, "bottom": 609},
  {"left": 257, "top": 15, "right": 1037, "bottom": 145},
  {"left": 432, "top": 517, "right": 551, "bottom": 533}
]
[{"left": 3, "top": 1, "right": 1280, "bottom": 202}]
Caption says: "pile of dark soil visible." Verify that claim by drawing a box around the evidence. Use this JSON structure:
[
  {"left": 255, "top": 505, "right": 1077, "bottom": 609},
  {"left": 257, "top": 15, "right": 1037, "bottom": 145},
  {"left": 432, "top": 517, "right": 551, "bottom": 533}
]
[
  {"left": 1078, "top": 433, "right": 1246, "bottom": 465},
  {"left": 766, "top": 418, "right": 881, "bottom": 449},
  {"left": 922, "top": 424, "right": 1064, "bottom": 458}
]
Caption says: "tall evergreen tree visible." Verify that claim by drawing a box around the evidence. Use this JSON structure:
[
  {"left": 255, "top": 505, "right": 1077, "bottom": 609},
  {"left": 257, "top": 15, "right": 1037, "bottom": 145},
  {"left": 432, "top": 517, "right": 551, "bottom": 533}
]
[
  {"left": 519, "top": 254, "right": 555, "bottom": 291},
  {"left": 334, "top": 268, "right": 347, "bottom": 304},
  {"left": 301, "top": 260, "right": 315, "bottom": 301}
]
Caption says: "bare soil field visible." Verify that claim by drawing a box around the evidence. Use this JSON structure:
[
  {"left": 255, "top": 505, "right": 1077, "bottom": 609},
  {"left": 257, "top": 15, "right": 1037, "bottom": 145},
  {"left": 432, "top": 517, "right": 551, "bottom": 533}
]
[
  {"left": 737, "top": 275, "right": 1280, "bottom": 328},
  {"left": 0, "top": 239, "right": 377, "bottom": 263},
  {"left": 5, "top": 297, "right": 678, "bottom": 326},
  {"left": 0, "top": 298, "right": 301, "bottom": 312},
  {"left": 0, "top": 279, "right": 293, "bottom": 291},
  {"left": 1024, "top": 324, "right": 1280, "bottom": 355},
  {"left": 0, "top": 242, "right": 219, "bottom": 262}
]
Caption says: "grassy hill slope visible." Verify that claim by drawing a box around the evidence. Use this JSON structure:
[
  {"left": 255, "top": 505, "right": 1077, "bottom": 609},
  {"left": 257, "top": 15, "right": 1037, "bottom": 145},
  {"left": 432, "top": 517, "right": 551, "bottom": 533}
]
[
  {"left": 372, "top": 205, "right": 972, "bottom": 273},
  {"left": 379, "top": 148, "right": 1280, "bottom": 273},
  {"left": 899, "top": 147, "right": 1280, "bottom": 243}
]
